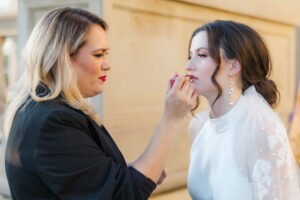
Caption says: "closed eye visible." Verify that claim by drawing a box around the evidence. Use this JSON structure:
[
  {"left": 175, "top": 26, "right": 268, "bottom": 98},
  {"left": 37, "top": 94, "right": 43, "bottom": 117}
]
[
  {"left": 94, "top": 52, "right": 109, "bottom": 58},
  {"left": 198, "top": 54, "right": 207, "bottom": 58}
]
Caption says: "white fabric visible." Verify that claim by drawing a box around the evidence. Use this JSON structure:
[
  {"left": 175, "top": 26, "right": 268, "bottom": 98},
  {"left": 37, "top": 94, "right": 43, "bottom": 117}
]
[{"left": 188, "top": 86, "right": 300, "bottom": 200}]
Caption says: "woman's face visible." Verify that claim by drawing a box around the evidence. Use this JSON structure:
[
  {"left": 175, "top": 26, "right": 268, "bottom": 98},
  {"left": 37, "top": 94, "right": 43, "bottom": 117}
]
[
  {"left": 71, "top": 24, "right": 110, "bottom": 98},
  {"left": 186, "top": 31, "right": 230, "bottom": 99}
]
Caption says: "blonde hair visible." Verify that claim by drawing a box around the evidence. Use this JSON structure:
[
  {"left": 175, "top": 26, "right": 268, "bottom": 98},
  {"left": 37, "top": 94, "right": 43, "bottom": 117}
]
[{"left": 4, "top": 7, "right": 108, "bottom": 136}]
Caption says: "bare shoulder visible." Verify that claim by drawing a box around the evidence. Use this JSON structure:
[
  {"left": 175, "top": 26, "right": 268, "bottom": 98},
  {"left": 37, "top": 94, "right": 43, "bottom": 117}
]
[{"left": 189, "top": 110, "right": 209, "bottom": 144}]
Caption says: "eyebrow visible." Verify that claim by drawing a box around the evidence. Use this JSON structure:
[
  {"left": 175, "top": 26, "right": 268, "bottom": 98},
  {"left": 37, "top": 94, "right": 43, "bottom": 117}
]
[
  {"left": 191, "top": 47, "right": 208, "bottom": 52},
  {"left": 190, "top": 47, "right": 208, "bottom": 55},
  {"left": 92, "top": 48, "right": 110, "bottom": 52}
]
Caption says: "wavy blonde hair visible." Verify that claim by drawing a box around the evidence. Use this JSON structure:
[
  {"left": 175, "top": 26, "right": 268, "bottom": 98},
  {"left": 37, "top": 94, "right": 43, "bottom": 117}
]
[{"left": 4, "top": 7, "right": 107, "bottom": 136}]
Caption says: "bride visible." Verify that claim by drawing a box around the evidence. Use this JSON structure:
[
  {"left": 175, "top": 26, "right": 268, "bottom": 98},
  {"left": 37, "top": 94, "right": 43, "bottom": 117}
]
[{"left": 186, "top": 20, "right": 300, "bottom": 200}]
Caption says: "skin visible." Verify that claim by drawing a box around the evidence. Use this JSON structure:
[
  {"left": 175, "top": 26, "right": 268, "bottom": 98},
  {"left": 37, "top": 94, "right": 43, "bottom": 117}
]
[
  {"left": 71, "top": 24, "right": 110, "bottom": 98},
  {"left": 71, "top": 24, "right": 198, "bottom": 184},
  {"left": 186, "top": 31, "right": 243, "bottom": 142},
  {"left": 186, "top": 31, "right": 221, "bottom": 99}
]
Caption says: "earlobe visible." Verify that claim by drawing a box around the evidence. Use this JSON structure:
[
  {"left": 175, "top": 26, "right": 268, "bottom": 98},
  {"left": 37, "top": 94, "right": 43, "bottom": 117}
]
[{"left": 229, "top": 60, "right": 241, "bottom": 76}]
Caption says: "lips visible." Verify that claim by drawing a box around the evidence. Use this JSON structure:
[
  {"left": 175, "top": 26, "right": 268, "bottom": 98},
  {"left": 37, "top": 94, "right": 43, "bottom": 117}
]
[
  {"left": 99, "top": 75, "right": 106, "bottom": 82},
  {"left": 189, "top": 75, "right": 198, "bottom": 83}
]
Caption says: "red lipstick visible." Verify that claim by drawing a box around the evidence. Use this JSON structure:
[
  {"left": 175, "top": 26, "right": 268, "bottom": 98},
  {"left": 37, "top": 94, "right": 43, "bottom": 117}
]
[
  {"left": 189, "top": 75, "right": 198, "bottom": 83},
  {"left": 99, "top": 75, "right": 106, "bottom": 82}
]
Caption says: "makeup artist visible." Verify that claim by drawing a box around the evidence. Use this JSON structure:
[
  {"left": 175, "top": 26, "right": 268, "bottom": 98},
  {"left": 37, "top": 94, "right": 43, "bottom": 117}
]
[{"left": 4, "top": 7, "right": 197, "bottom": 200}]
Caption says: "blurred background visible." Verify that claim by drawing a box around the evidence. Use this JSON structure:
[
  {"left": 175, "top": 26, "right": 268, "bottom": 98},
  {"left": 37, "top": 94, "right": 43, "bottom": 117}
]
[{"left": 0, "top": 0, "right": 299, "bottom": 199}]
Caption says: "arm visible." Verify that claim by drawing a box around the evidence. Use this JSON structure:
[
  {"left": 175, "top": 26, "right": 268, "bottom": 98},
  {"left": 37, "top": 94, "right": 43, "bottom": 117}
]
[{"left": 131, "top": 76, "right": 197, "bottom": 183}]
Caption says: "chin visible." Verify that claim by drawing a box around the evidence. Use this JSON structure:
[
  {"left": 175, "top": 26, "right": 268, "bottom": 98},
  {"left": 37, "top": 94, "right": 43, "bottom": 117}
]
[
  {"left": 95, "top": 88, "right": 104, "bottom": 95},
  {"left": 83, "top": 89, "right": 103, "bottom": 98},
  {"left": 90, "top": 91, "right": 102, "bottom": 98}
]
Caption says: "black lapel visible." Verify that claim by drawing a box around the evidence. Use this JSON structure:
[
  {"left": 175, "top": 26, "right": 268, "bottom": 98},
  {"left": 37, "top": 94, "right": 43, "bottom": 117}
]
[{"left": 85, "top": 116, "right": 127, "bottom": 165}]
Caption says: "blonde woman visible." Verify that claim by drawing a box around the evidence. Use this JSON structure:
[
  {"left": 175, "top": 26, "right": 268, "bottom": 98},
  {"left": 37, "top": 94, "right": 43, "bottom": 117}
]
[{"left": 4, "top": 7, "right": 197, "bottom": 200}]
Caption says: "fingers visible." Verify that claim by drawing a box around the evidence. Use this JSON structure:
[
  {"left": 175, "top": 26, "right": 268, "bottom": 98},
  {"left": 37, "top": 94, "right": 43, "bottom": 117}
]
[
  {"left": 167, "top": 74, "right": 191, "bottom": 92},
  {"left": 164, "top": 74, "right": 198, "bottom": 120},
  {"left": 166, "top": 74, "right": 182, "bottom": 94},
  {"left": 191, "top": 91, "right": 198, "bottom": 109},
  {"left": 171, "top": 76, "right": 185, "bottom": 92},
  {"left": 187, "top": 83, "right": 194, "bottom": 98},
  {"left": 170, "top": 75, "right": 196, "bottom": 106},
  {"left": 181, "top": 77, "right": 191, "bottom": 94},
  {"left": 168, "top": 72, "right": 178, "bottom": 90},
  {"left": 179, "top": 77, "right": 195, "bottom": 101}
]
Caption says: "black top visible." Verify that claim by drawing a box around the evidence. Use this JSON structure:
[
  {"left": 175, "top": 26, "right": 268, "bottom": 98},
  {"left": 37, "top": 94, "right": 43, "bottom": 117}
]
[{"left": 5, "top": 96, "right": 156, "bottom": 200}]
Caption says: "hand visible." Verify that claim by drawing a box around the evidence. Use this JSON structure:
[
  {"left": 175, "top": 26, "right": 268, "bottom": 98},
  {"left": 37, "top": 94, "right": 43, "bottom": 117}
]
[
  {"left": 164, "top": 75, "right": 197, "bottom": 121},
  {"left": 156, "top": 169, "right": 167, "bottom": 185}
]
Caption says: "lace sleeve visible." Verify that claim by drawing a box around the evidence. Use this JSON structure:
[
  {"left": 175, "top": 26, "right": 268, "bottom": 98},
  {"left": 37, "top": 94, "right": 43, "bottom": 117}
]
[{"left": 244, "top": 115, "right": 300, "bottom": 200}]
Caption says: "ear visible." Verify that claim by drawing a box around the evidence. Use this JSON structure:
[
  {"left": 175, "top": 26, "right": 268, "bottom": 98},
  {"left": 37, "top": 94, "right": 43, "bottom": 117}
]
[{"left": 229, "top": 59, "right": 241, "bottom": 76}]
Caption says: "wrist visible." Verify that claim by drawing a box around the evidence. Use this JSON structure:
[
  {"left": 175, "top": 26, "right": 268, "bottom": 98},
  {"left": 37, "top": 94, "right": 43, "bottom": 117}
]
[{"left": 161, "top": 113, "right": 183, "bottom": 128}]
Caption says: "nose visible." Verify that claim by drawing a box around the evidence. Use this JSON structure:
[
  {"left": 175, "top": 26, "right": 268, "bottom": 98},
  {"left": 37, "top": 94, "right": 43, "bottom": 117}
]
[
  {"left": 101, "top": 62, "right": 111, "bottom": 71},
  {"left": 185, "top": 57, "right": 194, "bottom": 72}
]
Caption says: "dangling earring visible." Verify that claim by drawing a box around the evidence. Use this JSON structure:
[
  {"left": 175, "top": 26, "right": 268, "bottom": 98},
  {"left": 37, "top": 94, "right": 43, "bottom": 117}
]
[{"left": 228, "top": 72, "right": 234, "bottom": 107}]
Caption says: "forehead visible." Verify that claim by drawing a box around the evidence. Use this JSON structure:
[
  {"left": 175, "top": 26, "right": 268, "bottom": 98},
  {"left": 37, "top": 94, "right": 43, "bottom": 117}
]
[
  {"left": 85, "top": 24, "right": 109, "bottom": 49},
  {"left": 190, "top": 31, "right": 208, "bottom": 52}
]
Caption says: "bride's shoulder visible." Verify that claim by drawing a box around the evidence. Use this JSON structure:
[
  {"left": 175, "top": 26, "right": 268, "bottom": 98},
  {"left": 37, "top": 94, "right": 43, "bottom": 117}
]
[
  {"left": 239, "top": 94, "right": 281, "bottom": 124},
  {"left": 238, "top": 97, "right": 286, "bottom": 140},
  {"left": 189, "top": 110, "right": 209, "bottom": 143}
]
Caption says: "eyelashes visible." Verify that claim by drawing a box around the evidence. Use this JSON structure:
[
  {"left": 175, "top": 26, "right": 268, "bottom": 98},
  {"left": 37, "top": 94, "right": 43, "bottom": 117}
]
[
  {"left": 188, "top": 54, "right": 207, "bottom": 60},
  {"left": 198, "top": 54, "right": 207, "bottom": 58},
  {"left": 94, "top": 52, "right": 109, "bottom": 58}
]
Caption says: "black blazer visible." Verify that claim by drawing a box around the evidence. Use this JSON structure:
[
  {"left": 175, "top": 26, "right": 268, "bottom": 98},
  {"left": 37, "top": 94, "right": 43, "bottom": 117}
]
[{"left": 5, "top": 97, "right": 156, "bottom": 200}]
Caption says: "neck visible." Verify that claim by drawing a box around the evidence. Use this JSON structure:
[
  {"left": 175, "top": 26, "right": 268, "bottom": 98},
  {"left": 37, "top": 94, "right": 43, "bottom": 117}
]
[{"left": 206, "top": 86, "right": 242, "bottom": 118}]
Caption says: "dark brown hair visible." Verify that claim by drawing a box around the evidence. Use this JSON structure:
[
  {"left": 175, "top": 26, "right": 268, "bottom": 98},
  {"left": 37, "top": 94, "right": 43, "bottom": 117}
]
[{"left": 189, "top": 20, "right": 279, "bottom": 109}]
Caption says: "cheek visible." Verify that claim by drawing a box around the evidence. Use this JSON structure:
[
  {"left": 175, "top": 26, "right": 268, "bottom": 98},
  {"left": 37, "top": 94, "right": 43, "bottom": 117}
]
[
  {"left": 194, "top": 60, "right": 218, "bottom": 94},
  {"left": 197, "top": 60, "right": 216, "bottom": 80},
  {"left": 88, "top": 59, "right": 102, "bottom": 74},
  {"left": 202, "top": 66, "right": 215, "bottom": 78},
  {"left": 77, "top": 57, "right": 100, "bottom": 76}
]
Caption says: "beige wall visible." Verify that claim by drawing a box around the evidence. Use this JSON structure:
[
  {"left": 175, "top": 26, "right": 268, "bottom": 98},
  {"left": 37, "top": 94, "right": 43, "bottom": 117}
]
[
  {"left": 103, "top": 0, "right": 296, "bottom": 194},
  {"left": 177, "top": 0, "right": 300, "bottom": 26},
  {"left": 6, "top": 0, "right": 298, "bottom": 198}
]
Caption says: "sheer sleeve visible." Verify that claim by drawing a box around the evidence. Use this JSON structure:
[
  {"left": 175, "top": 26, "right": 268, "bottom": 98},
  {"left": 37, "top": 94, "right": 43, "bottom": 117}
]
[
  {"left": 234, "top": 87, "right": 300, "bottom": 200},
  {"left": 245, "top": 117, "right": 300, "bottom": 200}
]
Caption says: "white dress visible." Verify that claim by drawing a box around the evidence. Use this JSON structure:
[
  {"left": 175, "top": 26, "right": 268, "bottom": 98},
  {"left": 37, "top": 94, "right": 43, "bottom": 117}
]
[{"left": 188, "top": 86, "right": 300, "bottom": 200}]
